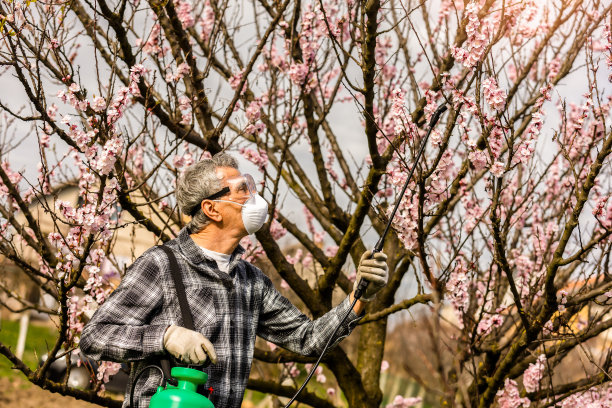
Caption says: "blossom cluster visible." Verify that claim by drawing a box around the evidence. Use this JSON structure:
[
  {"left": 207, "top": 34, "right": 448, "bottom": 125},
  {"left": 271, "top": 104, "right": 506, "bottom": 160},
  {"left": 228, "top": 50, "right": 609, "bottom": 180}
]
[
  {"left": 451, "top": 2, "right": 498, "bottom": 69},
  {"left": 385, "top": 395, "right": 422, "bottom": 408},
  {"left": 482, "top": 77, "right": 507, "bottom": 112},
  {"left": 522, "top": 354, "right": 546, "bottom": 393},
  {"left": 496, "top": 378, "right": 531, "bottom": 408},
  {"left": 239, "top": 147, "right": 268, "bottom": 170},
  {"left": 557, "top": 385, "right": 612, "bottom": 407},
  {"left": 446, "top": 258, "right": 470, "bottom": 328}
]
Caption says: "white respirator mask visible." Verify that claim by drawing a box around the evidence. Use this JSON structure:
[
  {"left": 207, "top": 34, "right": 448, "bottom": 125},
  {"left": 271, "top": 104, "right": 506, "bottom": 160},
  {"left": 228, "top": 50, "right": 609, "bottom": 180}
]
[{"left": 233, "top": 193, "right": 269, "bottom": 234}]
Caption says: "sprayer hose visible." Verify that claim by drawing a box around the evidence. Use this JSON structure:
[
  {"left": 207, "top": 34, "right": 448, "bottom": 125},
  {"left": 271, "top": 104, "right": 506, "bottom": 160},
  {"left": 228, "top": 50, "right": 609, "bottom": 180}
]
[{"left": 129, "top": 364, "right": 165, "bottom": 408}]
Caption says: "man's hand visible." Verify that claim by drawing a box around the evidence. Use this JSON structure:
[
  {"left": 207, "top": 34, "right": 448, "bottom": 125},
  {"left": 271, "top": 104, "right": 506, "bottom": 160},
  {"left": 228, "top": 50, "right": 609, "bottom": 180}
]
[
  {"left": 353, "top": 250, "right": 388, "bottom": 302},
  {"left": 163, "top": 325, "right": 218, "bottom": 365}
]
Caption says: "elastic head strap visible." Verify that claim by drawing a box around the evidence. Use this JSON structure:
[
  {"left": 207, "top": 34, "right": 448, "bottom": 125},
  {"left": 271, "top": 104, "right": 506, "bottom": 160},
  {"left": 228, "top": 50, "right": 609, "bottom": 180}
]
[{"left": 189, "top": 186, "right": 230, "bottom": 217}]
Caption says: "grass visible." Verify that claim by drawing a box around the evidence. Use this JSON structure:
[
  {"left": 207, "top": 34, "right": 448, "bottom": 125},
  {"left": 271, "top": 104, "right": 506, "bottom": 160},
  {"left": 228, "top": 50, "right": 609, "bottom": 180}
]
[{"left": 0, "top": 318, "right": 58, "bottom": 381}]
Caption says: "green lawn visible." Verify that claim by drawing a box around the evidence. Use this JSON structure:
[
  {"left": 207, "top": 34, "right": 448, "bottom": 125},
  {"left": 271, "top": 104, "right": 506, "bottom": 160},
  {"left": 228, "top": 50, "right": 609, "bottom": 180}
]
[{"left": 0, "top": 319, "right": 58, "bottom": 380}]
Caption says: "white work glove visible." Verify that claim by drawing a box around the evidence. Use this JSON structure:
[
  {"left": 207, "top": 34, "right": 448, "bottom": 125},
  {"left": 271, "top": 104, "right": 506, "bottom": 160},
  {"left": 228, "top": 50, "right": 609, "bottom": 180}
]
[
  {"left": 353, "top": 250, "right": 388, "bottom": 302},
  {"left": 163, "top": 325, "right": 218, "bottom": 365}
]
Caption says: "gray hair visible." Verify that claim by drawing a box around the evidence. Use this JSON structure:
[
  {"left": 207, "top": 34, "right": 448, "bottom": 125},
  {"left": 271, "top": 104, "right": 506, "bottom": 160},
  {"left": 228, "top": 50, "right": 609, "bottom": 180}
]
[{"left": 175, "top": 152, "right": 239, "bottom": 233}]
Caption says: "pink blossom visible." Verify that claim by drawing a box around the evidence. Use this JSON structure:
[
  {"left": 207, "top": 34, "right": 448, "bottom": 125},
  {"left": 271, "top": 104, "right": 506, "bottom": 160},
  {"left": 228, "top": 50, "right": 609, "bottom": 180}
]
[
  {"left": 142, "top": 24, "right": 162, "bottom": 56},
  {"left": 40, "top": 133, "right": 50, "bottom": 149},
  {"left": 558, "top": 385, "right": 612, "bottom": 407},
  {"left": 239, "top": 236, "right": 265, "bottom": 262},
  {"left": 483, "top": 77, "right": 507, "bottom": 111},
  {"left": 177, "top": 62, "right": 190, "bottom": 77},
  {"left": 468, "top": 149, "right": 487, "bottom": 171},
  {"left": 245, "top": 100, "right": 262, "bottom": 122},
  {"left": 0, "top": 161, "right": 22, "bottom": 201},
  {"left": 97, "top": 361, "right": 121, "bottom": 384},
  {"left": 198, "top": 1, "right": 215, "bottom": 41},
  {"left": 269, "top": 219, "right": 287, "bottom": 240},
  {"left": 288, "top": 364, "right": 300, "bottom": 378},
  {"left": 244, "top": 123, "right": 265, "bottom": 135},
  {"left": 381, "top": 360, "right": 389, "bottom": 372},
  {"left": 173, "top": 145, "right": 195, "bottom": 169},
  {"left": 324, "top": 245, "right": 338, "bottom": 257},
  {"left": 47, "top": 103, "right": 58, "bottom": 120},
  {"left": 446, "top": 258, "right": 470, "bottom": 328},
  {"left": 326, "top": 387, "right": 336, "bottom": 397},
  {"left": 288, "top": 63, "right": 309, "bottom": 86},
  {"left": 130, "top": 64, "right": 146, "bottom": 84},
  {"left": 286, "top": 248, "right": 303, "bottom": 265},
  {"left": 229, "top": 69, "right": 246, "bottom": 94},
  {"left": 523, "top": 354, "right": 546, "bottom": 393},
  {"left": 94, "top": 136, "right": 124, "bottom": 175},
  {"left": 178, "top": 96, "right": 192, "bottom": 125},
  {"left": 546, "top": 57, "right": 561, "bottom": 82},
  {"left": 477, "top": 313, "right": 504, "bottom": 336},
  {"left": 390, "top": 88, "right": 411, "bottom": 137},
  {"left": 178, "top": 96, "right": 191, "bottom": 111},
  {"left": 451, "top": 2, "right": 497, "bottom": 69},
  {"left": 496, "top": 378, "right": 531, "bottom": 408},
  {"left": 386, "top": 395, "right": 422, "bottom": 408},
  {"left": 430, "top": 129, "right": 442, "bottom": 146},
  {"left": 48, "top": 38, "right": 59, "bottom": 49},
  {"left": 239, "top": 147, "right": 268, "bottom": 170},
  {"left": 507, "top": 63, "right": 518, "bottom": 82},
  {"left": 174, "top": 0, "right": 195, "bottom": 29},
  {"left": 315, "top": 367, "right": 326, "bottom": 383},
  {"left": 166, "top": 63, "right": 191, "bottom": 82},
  {"left": 515, "top": 141, "right": 535, "bottom": 165},
  {"left": 302, "top": 253, "right": 313, "bottom": 268},
  {"left": 91, "top": 96, "right": 106, "bottom": 113},
  {"left": 490, "top": 161, "right": 505, "bottom": 177}
]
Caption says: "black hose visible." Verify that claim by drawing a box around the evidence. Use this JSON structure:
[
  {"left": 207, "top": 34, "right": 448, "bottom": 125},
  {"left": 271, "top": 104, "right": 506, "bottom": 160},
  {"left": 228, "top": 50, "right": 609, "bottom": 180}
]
[
  {"left": 283, "top": 296, "right": 359, "bottom": 407},
  {"left": 129, "top": 364, "right": 165, "bottom": 408}
]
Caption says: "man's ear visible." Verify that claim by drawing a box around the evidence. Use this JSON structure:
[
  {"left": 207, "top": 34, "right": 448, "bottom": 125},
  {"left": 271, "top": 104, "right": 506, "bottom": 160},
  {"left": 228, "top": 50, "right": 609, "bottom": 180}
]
[{"left": 201, "top": 200, "right": 222, "bottom": 222}]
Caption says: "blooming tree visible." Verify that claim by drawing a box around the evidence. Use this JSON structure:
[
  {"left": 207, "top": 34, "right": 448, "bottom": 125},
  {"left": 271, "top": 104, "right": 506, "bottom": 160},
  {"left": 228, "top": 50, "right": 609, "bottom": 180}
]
[{"left": 0, "top": 0, "right": 611, "bottom": 407}]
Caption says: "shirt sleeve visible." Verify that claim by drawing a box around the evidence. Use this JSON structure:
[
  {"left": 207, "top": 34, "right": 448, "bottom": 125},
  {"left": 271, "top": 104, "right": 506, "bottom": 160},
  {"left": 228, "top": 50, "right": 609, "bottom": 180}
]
[
  {"left": 256, "top": 275, "right": 363, "bottom": 357},
  {"left": 80, "top": 248, "right": 169, "bottom": 362}
]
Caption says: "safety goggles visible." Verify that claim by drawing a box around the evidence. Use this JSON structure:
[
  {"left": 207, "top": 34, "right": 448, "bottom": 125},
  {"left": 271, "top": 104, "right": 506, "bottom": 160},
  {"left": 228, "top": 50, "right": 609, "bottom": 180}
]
[{"left": 190, "top": 174, "right": 257, "bottom": 216}]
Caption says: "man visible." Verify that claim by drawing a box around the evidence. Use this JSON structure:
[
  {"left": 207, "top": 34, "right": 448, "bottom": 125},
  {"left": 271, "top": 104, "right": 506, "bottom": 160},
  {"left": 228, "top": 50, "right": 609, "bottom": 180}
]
[{"left": 81, "top": 153, "right": 388, "bottom": 407}]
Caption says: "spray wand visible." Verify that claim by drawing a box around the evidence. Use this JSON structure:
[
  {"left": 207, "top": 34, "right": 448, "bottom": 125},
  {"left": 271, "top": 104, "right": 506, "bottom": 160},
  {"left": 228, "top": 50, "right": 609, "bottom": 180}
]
[{"left": 284, "top": 103, "right": 448, "bottom": 407}]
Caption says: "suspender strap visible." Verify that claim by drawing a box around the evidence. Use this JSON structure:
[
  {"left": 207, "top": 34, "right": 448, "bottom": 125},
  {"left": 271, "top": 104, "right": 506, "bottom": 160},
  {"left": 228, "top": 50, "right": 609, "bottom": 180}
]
[
  {"left": 159, "top": 245, "right": 195, "bottom": 330},
  {"left": 157, "top": 245, "right": 198, "bottom": 386}
]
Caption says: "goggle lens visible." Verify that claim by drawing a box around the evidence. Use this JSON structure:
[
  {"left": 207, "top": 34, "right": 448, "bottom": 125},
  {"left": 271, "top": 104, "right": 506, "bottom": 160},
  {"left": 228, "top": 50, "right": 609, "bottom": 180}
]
[{"left": 226, "top": 174, "right": 257, "bottom": 199}]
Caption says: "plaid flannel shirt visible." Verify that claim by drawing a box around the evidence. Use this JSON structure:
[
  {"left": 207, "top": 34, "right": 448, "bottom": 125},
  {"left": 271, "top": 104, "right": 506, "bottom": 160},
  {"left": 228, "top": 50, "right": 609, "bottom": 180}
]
[{"left": 80, "top": 227, "right": 362, "bottom": 408}]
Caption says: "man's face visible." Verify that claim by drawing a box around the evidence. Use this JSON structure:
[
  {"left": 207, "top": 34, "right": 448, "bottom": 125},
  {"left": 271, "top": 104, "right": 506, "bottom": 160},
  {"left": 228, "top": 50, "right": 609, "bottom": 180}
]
[{"left": 210, "top": 166, "right": 250, "bottom": 235}]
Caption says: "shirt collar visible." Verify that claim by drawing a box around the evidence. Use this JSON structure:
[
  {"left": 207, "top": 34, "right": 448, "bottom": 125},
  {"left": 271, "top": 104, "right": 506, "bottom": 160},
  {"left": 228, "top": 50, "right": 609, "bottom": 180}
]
[{"left": 176, "top": 227, "right": 246, "bottom": 270}]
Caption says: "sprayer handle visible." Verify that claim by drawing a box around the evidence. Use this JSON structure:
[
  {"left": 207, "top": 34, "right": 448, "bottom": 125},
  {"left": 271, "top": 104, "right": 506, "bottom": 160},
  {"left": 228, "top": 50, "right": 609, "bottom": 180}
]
[
  {"left": 354, "top": 279, "right": 368, "bottom": 300},
  {"left": 353, "top": 248, "right": 382, "bottom": 300}
]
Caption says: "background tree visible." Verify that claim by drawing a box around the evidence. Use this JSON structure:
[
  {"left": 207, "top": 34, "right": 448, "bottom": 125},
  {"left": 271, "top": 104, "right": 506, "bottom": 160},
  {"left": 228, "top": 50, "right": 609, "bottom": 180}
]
[{"left": 0, "top": 0, "right": 611, "bottom": 407}]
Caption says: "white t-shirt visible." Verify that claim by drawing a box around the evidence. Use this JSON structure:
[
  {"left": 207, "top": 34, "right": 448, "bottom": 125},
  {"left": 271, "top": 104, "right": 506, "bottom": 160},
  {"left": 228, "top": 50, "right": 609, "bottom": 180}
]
[{"left": 199, "top": 246, "right": 232, "bottom": 273}]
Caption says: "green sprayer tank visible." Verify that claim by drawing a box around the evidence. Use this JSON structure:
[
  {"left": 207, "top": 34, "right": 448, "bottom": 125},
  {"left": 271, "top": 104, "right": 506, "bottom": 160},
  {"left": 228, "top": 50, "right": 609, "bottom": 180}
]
[{"left": 149, "top": 367, "right": 215, "bottom": 408}]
